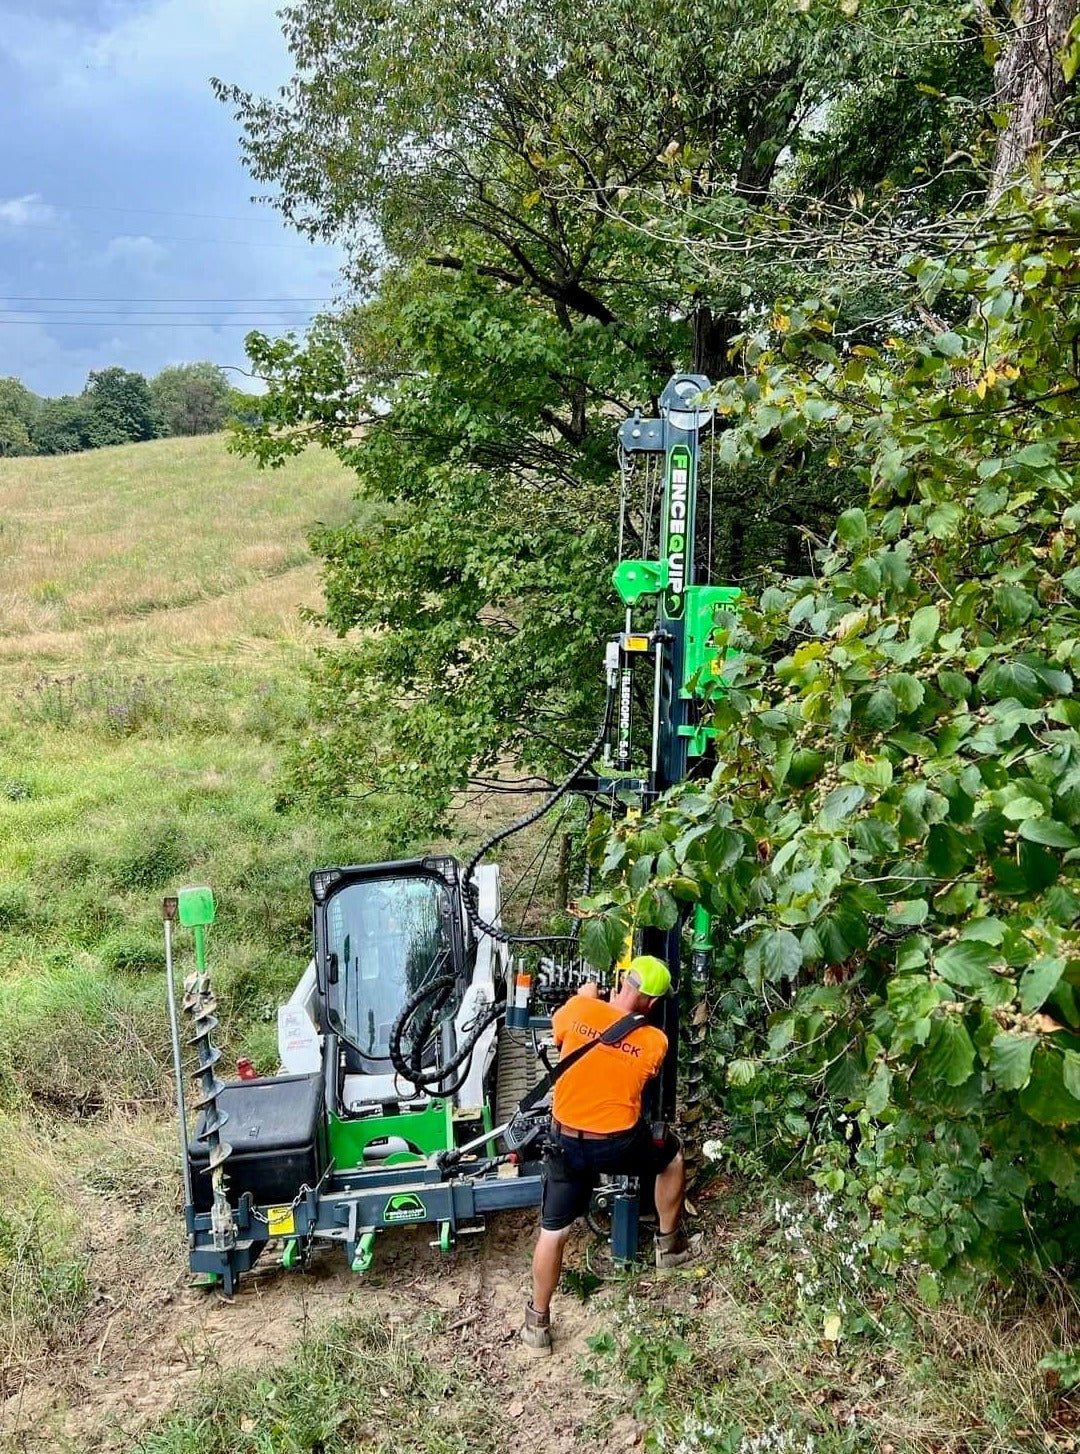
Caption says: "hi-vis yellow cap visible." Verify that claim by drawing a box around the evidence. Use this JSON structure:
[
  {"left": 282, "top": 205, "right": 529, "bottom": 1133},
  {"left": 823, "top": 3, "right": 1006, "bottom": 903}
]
[{"left": 626, "top": 954, "right": 672, "bottom": 998}]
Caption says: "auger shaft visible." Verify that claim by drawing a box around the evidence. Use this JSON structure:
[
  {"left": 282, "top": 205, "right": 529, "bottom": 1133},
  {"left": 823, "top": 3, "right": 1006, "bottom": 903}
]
[
  {"left": 185, "top": 968, "right": 235, "bottom": 1249},
  {"left": 681, "top": 907, "right": 713, "bottom": 1178},
  {"left": 177, "top": 896, "right": 235, "bottom": 1253}
]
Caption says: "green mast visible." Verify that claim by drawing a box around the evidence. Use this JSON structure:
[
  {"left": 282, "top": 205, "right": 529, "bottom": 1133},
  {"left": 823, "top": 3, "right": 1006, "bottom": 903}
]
[{"left": 612, "top": 374, "right": 740, "bottom": 1120}]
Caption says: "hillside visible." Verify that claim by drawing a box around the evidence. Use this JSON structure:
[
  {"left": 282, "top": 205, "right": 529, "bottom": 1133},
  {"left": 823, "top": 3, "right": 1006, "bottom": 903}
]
[
  {"left": 0, "top": 433, "right": 353, "bottom": 671},
  {"left": 0, "top": 433, "right": 370, "bottom": 1061},
  {"left": 0, "top": 436, "right": 1072, "bottom": 1454}
]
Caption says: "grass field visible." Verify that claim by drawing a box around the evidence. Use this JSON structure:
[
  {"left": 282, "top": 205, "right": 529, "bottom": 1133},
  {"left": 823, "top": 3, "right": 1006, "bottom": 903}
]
[
  {"left": 0, "top": 435, "right": 382, "bottom": 1097},
  {"left": 0, "top": 435, "right": 349, "bottom": 660}
]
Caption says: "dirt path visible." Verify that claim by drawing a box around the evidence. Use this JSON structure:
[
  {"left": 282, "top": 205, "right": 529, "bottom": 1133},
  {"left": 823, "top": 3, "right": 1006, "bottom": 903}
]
[{"left": 0, "top": 1180, "right": 633, "bottom": 1453}]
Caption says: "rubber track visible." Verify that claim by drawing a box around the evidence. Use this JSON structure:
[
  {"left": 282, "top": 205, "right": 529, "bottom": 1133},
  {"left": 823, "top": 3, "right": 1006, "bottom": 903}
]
[{"left": 494, "top": 1030, "right": 547, "bottom": 1125}]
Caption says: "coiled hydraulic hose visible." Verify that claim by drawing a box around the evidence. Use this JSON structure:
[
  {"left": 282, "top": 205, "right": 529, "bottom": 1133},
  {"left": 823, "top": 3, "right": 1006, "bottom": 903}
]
[
  {"left": 388, "top": 970, "right": 505, "bottom": 1098},
  {"left": 386, "top": 686, "right": 615, "bottom": 1097}
]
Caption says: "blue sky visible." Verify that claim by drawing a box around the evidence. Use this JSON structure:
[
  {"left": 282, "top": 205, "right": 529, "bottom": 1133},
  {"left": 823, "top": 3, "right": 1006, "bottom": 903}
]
[{"left": 0, "top": 0, "right": 343, "bottom": 396}]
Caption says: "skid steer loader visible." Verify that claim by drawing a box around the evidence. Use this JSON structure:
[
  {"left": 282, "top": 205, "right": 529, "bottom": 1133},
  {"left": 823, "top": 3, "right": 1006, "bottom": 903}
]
[{"left": 167, "top": 375, "right": 738, "bottom": 1294}]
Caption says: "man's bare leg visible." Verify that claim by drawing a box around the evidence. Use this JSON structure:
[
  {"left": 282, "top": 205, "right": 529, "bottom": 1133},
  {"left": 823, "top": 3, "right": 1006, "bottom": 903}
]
[
  {"left": 655, "top": 1149, "right": 686, "bottom": 1236},
  {"left": 531, "top": 1226, "right": 573, "bottom": 1315}
]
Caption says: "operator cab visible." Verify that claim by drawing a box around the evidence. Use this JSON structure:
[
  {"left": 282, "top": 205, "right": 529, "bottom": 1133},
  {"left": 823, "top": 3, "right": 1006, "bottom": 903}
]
[{"left": 310, "top": 859, "right": 477, "bottom": 1110}]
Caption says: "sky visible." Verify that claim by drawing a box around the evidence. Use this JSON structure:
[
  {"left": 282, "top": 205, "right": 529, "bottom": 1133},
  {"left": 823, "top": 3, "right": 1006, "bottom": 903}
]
[{"left": 0, "top": 0, "right": 344, "bottom": 397}]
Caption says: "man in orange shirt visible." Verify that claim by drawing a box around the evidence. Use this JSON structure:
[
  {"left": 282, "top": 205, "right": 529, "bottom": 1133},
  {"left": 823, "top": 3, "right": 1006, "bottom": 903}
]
[{"left": 522, "top": 955, "right": 692, "bottom": 1355}]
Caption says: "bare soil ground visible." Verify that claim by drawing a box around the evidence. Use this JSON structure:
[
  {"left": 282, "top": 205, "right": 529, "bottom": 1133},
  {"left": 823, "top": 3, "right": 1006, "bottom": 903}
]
[{"left": 0, "top": 1116, "right": 652, "bottom": 1454}]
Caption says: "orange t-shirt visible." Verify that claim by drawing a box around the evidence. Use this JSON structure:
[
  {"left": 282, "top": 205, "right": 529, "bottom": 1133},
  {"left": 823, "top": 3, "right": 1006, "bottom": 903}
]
[{"left": 550, "top": 994, "right": 668, "bottom": 1134}]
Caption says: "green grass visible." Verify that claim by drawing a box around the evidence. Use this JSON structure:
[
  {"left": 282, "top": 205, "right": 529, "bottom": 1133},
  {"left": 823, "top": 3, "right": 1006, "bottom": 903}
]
[{"left": 0, "top": 436, "right": 390, "bottom": 1107}]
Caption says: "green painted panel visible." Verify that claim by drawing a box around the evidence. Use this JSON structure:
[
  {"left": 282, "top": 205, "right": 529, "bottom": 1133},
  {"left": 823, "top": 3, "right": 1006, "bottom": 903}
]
[
  {"left": 328, "top": 1099, "right": 454, "bottom": 1171},
  {"left": 681, "top": 584, "right": 742, "bottom": 699}
]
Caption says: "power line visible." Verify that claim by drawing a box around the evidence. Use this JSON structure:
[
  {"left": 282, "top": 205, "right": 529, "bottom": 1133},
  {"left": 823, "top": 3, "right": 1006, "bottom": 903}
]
[
  {"left": 0, "top": 319, "right": 310, "bottom": 328},
  {"left": 0, "top": 295, "right": 335, "bottom": 303}
]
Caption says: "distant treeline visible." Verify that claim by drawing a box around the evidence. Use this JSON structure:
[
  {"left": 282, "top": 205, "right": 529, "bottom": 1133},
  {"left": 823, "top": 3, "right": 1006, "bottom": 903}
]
[{"left": 0, "top": 362, "right": 259, "bottom": 457}]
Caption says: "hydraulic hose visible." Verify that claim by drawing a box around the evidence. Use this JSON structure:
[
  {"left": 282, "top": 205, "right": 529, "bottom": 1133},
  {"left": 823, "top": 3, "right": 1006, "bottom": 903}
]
[
  {"left": 461, "top": 684, "right": 615, "bottom": 943},
  {"left": 388, "top": 971, "right": 506, "bottom": 1097},
  {"left": 386, "top": 686, "right": 615, "bottom": 1099}
]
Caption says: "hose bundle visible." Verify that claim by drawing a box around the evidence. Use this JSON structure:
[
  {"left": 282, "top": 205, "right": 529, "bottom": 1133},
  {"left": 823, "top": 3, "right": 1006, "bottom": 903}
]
[
  {"left": 387, "top": 687, "right": 615, "bottom": 1097},
  {"left": 388, "top": 965, "right": 504, "bottom": 1098},
  {"left": 461, "top": 684, "right": 615, "bottom": 942}
]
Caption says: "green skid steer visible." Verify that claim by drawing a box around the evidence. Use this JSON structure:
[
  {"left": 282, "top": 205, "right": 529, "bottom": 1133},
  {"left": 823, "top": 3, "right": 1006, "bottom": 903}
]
[{"left": 167, "top": 376, "right": 739, "bottom": 1294}]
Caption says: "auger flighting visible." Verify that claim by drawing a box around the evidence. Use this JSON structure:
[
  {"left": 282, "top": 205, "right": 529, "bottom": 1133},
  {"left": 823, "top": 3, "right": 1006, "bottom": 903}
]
[{"left": 174, "top": 887, "right": 235, "bottom": 1253}]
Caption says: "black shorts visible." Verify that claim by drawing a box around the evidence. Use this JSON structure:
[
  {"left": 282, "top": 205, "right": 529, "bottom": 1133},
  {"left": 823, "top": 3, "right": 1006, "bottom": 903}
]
[{"left": 539, "top": 1122, "right": 681, "bottom": 1232}]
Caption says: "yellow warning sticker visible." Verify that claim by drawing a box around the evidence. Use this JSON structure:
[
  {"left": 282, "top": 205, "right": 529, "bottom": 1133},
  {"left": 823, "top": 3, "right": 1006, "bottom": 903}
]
[{"left": 267, "top": 1206, "right": 296, "bottom": 1237}]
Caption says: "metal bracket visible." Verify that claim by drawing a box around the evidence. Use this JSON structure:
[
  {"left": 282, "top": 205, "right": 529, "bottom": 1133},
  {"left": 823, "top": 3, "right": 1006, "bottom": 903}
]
[
  {"left": 618, "top": 414, "right": 663, "bottom": 453},
  {"left": 613, "top": 558, "right": 667, "bottom": 606}
]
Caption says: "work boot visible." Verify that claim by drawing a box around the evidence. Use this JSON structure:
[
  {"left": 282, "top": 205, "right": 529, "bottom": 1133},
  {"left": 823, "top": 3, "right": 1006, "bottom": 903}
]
[
  {"left": 655, "top": 1229, "right": 695, "bottom": 1270},
  {"left": 521, "top": 1301, "right": 553, "bottom": 1355}
]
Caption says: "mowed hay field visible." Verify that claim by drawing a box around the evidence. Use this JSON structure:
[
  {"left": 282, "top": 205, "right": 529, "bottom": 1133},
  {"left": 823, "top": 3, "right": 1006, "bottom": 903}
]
[{"left": 0, "top": 434, "right": 350, "bottom": 664}]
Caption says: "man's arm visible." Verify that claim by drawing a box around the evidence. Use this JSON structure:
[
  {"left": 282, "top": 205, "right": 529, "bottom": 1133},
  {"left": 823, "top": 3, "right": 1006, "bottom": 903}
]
[
  {"left": 645, "top": 1030, "right": 669, "bottom": 1080},
  {"left": 550, "top": 1000, "right": 570, "bottom": 1049}
]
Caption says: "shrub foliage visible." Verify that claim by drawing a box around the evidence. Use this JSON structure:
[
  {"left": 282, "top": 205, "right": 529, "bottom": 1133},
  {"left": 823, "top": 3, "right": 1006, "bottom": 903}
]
[{"left": 584, "top": 173, "right": 1080, "bottom": 1279}]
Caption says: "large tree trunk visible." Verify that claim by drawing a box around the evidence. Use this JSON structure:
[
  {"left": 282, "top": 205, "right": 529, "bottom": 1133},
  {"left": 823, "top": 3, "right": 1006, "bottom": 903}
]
[
  {"left": 691, "top": 305, "right": 735, "bottom": 378},
  {"left": 989, "top": 0, "right": 1079, "bottom": 199}
]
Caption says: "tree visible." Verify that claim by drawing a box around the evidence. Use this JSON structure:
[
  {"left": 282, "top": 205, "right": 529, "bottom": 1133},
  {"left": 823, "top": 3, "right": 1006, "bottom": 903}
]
[
  {"left": 222, "top": 0, "right": 986, "bottom": 830},
  {"left": 30, "top": 396, "right": 92, "bottom": 455},
  {"left": 989, "top": 0, "right": 1080, "bottom": 199},
  {"left": 0, "top": 378, "right": 38, "bottom": 456},
  {"left": 151, "top": 361, "right": 232, "bottom": 436},
  {"left": 83, "top": 367, "right": 160, "bottom": 448}
]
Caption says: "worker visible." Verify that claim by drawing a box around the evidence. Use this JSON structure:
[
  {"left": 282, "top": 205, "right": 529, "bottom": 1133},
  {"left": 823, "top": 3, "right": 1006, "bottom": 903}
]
[{"left": 522, "top": 954, "right": 693, "bottom": 1355}]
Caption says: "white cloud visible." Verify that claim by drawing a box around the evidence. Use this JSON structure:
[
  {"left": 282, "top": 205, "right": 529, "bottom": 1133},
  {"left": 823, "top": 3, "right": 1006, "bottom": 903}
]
[
  {"left": 102, "top": 233, "right": 168, "bottom": 267},
  {"left": 0, "top": 192, "right": 60, "bottom": 227}
]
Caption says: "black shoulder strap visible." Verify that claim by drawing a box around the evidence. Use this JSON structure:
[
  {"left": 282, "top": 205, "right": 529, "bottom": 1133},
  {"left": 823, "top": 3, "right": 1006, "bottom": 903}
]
[{"left": 518, "top": 1011, "right": 646, "bottom": 1113}]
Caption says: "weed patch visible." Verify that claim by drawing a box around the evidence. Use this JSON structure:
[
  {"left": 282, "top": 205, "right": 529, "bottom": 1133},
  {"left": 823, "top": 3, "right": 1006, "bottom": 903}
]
[
  {"left": 98, "top": 929, "right": 167, "bottom": 975},
  {"left": 14, "top": 672, "right": 174, "bottom": 735},
  {"left": 583, "top": 1184, "right": 1076, "bottom": 1453},
  {"left": 0, "top": 1112, "right": 92, "bottom": 1394},
  {"left": 0, "top": 961, "right": 168, "bottom": 1113},
  {"left": 0, "top": 1206, "right": 90, "bottom": 1393},
  {"left": 131, "top": 1311, "right": 502, "bottom": 1454},
  {"left": 0, "top": 884, "right": 30, "bottom": 930}
]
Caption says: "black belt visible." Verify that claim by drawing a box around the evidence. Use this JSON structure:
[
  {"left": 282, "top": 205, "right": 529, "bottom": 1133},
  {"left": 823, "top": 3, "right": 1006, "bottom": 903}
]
[{"left": 552, "top": 1118, "right": 632, "bottom": 1142}]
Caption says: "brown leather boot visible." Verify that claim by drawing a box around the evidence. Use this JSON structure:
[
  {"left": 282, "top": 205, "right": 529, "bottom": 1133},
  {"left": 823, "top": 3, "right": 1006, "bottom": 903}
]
[
  {"left": 521, "top": 1301, "right": 553, "bottom": 1355},
  {"left": 655, "top": 1229, "right": 695, "bottom": 1270}
]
